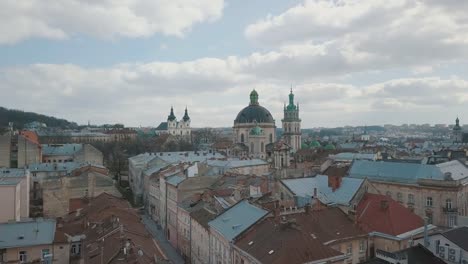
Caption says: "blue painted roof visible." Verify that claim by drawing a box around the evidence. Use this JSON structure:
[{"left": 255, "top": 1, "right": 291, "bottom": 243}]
[
  {"left": 281, "top": 175, "right": 364, "bottom": 206},
  {"left": 349, "top": 160, "right": 445, "bottom": 184},
  {"left": 41, "top": 144, "right": 82, "bottom": 156},
  {"left": 27, "top": 162, "right": 80, "bottom": 173},
  {"left": 166, "top": 175, "right": 186, "bottom": 186},
  {"left": 0, "top": 168, "right": 27, "bottom": 178},
  {"left": 0, "top": 219, "right": 56, "bottom": 248},
  {"left": 208, "top": 200, "right": 268, "bottom": 241}
]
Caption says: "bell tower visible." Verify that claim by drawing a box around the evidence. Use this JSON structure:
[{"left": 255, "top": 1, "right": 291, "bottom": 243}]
[{"left": 281, "top": 88, "right": 302, "bottom": 152}]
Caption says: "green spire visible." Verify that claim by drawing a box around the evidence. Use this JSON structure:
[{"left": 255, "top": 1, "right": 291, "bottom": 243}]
[
  {"left": 250, "top": 89, "right": 259, "bottom": 105},
  {"left": 286, "top": 88, "right": 297, "bottom": 111},
  {"left": 168, "top": 106, "right": 176, "bottom": 121},
  {"left": 183, "top": 107, "right": 190, "bottom": 121}
]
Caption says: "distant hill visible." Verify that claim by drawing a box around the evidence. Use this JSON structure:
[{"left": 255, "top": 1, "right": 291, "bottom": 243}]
[{"left": 0, "top": 106, "right": 78, "bottom": 129}]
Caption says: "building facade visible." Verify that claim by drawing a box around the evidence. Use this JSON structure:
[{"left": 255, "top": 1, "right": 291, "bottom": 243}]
[
  {"left": 233, "top": 90, "right": 276, "bottom": 159},
  {"left": 155, "top": 107, "right": 192, "bottom": 141}
]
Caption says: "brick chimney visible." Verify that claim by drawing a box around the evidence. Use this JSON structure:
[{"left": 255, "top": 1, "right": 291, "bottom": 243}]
[{"left": 328, "top": 175, "right": 342, "bottom": 192}]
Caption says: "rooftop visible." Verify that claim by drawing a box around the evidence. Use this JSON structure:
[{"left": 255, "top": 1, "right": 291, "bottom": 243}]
[
  {"left": 0, "top": 219, "right": 56, "bottom": 248},
  {"left": 357, "top": 193, "right": 424, "bottom": 236},
  {"left": 208, "top": 200, "right": 268, "bottom": 241},
  {"left": 41, "top": 143, "right": 83, "bottom": 156},
  {"left": 333, "top": 152, "right": 377, "bottom": 162},
  {"left": 207, "top": 158, "right": 268, "bottom": 168},
  {"left": 281, "top": 175, "right": 364, "bottom": 206},
  {"left": 442, "top": 226, "right": 468, "bottom": 252},
  {"left": 348, "top": 160, "right": 446, "bottom": 184},
  {"left": 0, "top": 168, "right": 27, "bottom": 178},
  {"left": 235, "top": 207, "right": 366, "bottom": 264}
]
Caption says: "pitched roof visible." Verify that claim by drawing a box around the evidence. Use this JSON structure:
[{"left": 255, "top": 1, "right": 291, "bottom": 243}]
[
  {"left": 0, "top": 219, "right": 56, "bottom": 248},
  {"left": 208, "top": 200, "right": 268, "bottom": 241},
  {"left": 357, "top": 193, "right": 424, "bottom": 236},
  {"left": 235, "top": 207, "right": 366, "bottom": 264},
  {"left": 41, "top": 143, "right": 83, "bottom": 156},
  {"left": 333, "top": 152, "right": 377, "bottom": 162},
  {"left": 281, "top": 175, "right": 364, "bottom": 206},
  {"left": 349, "top": 160, "right": 445, "bottom": 184},
  {"left": 442, "top": 226, "right": 468, "bottom": 251},
  {"left": 155, "top": 122, "right": 168, "bottom": 131},
  {"left": 190, "top": 207, "right": 217, "bottom": 230}
]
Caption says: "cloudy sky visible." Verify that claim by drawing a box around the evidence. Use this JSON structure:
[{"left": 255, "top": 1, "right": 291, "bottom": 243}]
[{"left": 1, "top": 0, "right": 468, "bottom": 128}]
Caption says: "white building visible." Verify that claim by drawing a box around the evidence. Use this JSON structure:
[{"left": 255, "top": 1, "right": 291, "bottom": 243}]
[{"left": 155, "top": 107, "right": 192, "bottom": 141}]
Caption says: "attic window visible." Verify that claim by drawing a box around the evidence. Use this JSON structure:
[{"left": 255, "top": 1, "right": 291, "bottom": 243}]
[
  {"left": 18, "top": 235, "right": 24, "bottom": 240},
  {"left": 248, "top": 241, "right": 254, "bottom": 246},
  {"left": 268, "top": 250, "right": 274, "bottom": 255},
  {"left": 232, "top": 224, "right": 242, "bottom": 229}
]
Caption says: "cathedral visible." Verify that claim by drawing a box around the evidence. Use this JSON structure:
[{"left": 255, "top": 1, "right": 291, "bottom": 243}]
[
  {"left": 232, "top": 89, "right": 302, "bottom": 160},
  {"left": 155, "top": 107, "right": 192, "bottom": 140}
]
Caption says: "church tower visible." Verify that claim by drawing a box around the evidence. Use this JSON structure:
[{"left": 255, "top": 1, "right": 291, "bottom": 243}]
[
  {"left": 282, "top": 89, "right": 302, "bottom": 152},
  {"left": 453, "top": 117, "right": 462, "bottom": 143}
]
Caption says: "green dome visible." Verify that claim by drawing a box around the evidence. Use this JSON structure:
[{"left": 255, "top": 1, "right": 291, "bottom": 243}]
[
  {"left": 250, "top": 125, "right": 264, "bottom": 136},
  {"left": 309, "top": 140, "right": 321, "bottom": 148},
  {"left": 324, "top": 143, "right": 336, "bottom": 150}
]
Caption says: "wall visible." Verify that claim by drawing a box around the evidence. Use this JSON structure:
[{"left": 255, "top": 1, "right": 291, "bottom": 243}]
[
  {"left": 0, "top": 133, "right": 11, "bottom": 167},
  {"left": 75, "top": 144, "right": 103, "bottom": 165},
  {"left": 177, "top": 208, "right": 191, "bottom": 261},
  {"left": 42, "top": 170, "right": 119, "bottom": 217},
  {"left": 210, "top": 228, "right": 232, "bottom": 264},
  {"left": 417, "top": 233, "right": 468, "bottom": 264},
  {"left": 17, "top": 136, "right": 42, "bottom": 168},
  {"left": 190, "top": 219, "right": 210, "bottom": 264},
  {"left": 5, "top": 244, "right": 53, "bottom": 263},
  {"left": 0, "top": 185, "right": 18, "bottom": 223},
  {"left": 367, "top": 181, "right": 465, "bottom": 227},
  {"left": 331, "top": 238, "right": 368, "bottom": 264}
]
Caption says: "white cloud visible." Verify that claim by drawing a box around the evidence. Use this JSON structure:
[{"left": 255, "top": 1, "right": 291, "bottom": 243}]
[
  {"left": 0, "top": 0, "right": 224, "bottom": 44},
  {"left": 2, "top": 61, "right": 468, "bottom": 127},
  {"left": 243, "top": 0, "right": 468, "bottom": 78}
]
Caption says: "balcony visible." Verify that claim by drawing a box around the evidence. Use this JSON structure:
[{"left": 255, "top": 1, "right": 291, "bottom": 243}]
[{"left": 442, "top": 207, "right": 458, "bottom": 213}]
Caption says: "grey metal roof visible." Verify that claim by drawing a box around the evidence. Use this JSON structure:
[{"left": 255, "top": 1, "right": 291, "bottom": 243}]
[
  {"left": 333, "top": 152, "right": 377, "bottom": 162},
  {"left": 435, "top": 160, "right": 468, "bottom": 180},
  {"left": 0, "top": 177, "right": 23, "bottom": 186},
  {"left": 155, "top": 122, "right": 168, "bottom": 131},
  {"left": 41, "top": 144, "right": 82, "bottom": 156},
  {"left": 0, "top": 168, "right": 27, "bottom": 178},
  {"left": 166, "top": 175, "right": 186, "bottom": 186},
  {"left": 281, "top": 175, "right": 364, "bottom": 206},
  {"left": 0, "top": 219, "right": 56, "bottom": 248},
  {"left": 27, "top": 162, "right": 80, "bottom": 173},
  {"left": 208, "top": 200, "right": 268, "bottom": 241},
  {"left": 348, "top": 160, "right": 445, "bottom": 184},
  {"left": 207, "top": 158, "right": 268, "bottom": 168}
]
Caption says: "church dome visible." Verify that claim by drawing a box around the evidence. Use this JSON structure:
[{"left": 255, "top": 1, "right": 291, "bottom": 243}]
[
  {"left": 234, "top": 89, "right": 275, "bottom": 124},
  {"left": 235, "top": 105, "right": 275, "bottom": 124}
]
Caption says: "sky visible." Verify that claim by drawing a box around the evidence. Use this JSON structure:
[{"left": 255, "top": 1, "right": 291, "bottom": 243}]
[{"left": 1, "top": 0, "right": 468, "bottom": 128}]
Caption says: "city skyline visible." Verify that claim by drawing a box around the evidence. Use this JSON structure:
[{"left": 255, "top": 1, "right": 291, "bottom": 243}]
[{"left": 2, "top": 0, "right": 468, "bottom": 127}]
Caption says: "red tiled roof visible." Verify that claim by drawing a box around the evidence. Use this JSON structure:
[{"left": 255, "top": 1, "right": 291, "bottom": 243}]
[
  {"left": 235, "top": 207, "right": 366, "bottom": 264},
  {"left": 20, "top": 130, "right": 40, "bottom": 145},
  {"left": 357, "top": 193, "right": 424, "bottom": 236}
]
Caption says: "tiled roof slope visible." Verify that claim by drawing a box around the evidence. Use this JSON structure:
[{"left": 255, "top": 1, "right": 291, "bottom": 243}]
[{"left": 357, "top": 193, "right": 423, "bottom": 236}]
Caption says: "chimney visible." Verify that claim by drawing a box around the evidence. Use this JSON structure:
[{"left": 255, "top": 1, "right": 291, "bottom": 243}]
[
  {"left": 313, "top": 188, "right": 317, "bottom": 198},
  {"left": 423, "top": 217, "right": 429, "bottom": 247},
  {"left": 328, "top": 175, "right": 342, "bottom": 192}
]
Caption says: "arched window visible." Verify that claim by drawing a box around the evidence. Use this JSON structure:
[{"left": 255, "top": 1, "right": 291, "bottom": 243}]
[
  {"left": 241, "top": 134, "right": 245, "bottom": 143},
  {"left": 269, "top": 134, "right": 273, "bottom": 143},
  {"left": 446, "top": 199, "right": 452, "bottom": 209},
  {"left": 250, "top": 142, "right": 254, "bottom": 153},
  {"left": 261, "top": 142, "right": 264, "bottom": 152}
]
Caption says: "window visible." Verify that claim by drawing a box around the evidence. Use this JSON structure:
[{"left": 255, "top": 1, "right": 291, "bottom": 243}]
[
  {"left": 71, "top": 243, "right": 81, "bottom": 255},
  {"left": 261, "top": 142, "right": 264, "bottom": 152},
  {"left": 397, "top": 192, "right": 403, "bottom": 202},
  {"left": 269, "top": 134, "right": 273, "bottom": 143},
  {"left": 347, "top": 244, "right": 352, "bottom": 255},
  {"left": 42, "top": 249, "right": 50, "bottom": 259},
  {"left": 250, "top": 142, "right": 254, "bottom": 153},
  {"left": 386, "top": 191, "right": 392, "bottom": 197},
  {"left": 449, "top": 215, "right": 456, "bottom": 227},
  {"left": 426, "top": 197, "right": 433, "bottom": 207},
  {"left": 408, "top": 194, "right": 414, "bottom": 204},
  {"left": 446, "top": 199, "right": 452, "bottom": 209},
  {"left": 359, "top": 240, "right": 365, "bottom": 253},
  {"left": 19, "top": 251, "right": 27, "bottom": 263},
  {"left": 240, "top": 134, "right": 244, "bottom": 143}
]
